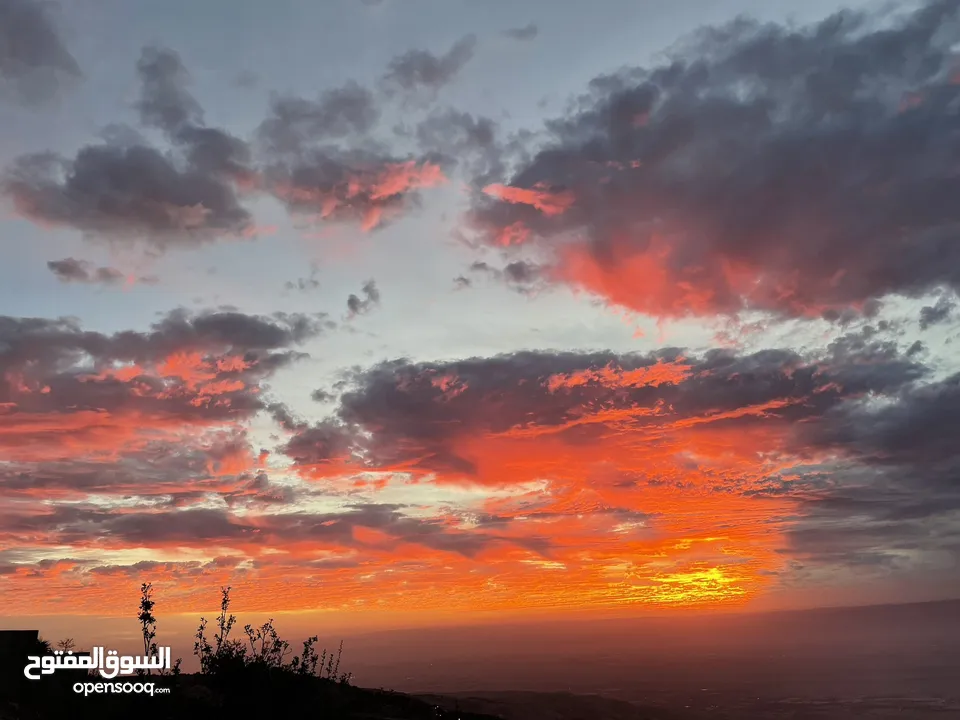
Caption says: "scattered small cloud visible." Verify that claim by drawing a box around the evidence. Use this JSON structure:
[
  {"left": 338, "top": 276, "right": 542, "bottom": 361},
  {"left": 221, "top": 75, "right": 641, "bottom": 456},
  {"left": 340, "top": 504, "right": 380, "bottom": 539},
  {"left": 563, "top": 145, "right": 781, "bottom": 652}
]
[
  {"left": 503, "top": 23, "right": 538, "bottom": 41},
  {"left": 346, "top": 279, "right": 381, "bottom": 318},
  {"left": 46, "top": 257, "right": 158, "bottom": 286},
  {"left": 381, "top": 34, "right": 477, "bottom": 95},
  {"left": 283, "top": 263, "right": 321, "bottom": 293},
  {"left": 468, "top": 259, "right": 546, "bottom": 295}
]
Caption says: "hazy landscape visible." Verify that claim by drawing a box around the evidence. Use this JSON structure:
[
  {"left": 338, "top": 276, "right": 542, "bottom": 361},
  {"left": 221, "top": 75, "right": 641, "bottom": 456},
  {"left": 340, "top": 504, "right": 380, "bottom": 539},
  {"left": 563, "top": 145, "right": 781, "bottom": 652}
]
[
  {"left": 349, "top": 600, "right": 960, "bottom": 718},
  {"left": 8, "top": 599, "right": 957, "bottom": 718}
]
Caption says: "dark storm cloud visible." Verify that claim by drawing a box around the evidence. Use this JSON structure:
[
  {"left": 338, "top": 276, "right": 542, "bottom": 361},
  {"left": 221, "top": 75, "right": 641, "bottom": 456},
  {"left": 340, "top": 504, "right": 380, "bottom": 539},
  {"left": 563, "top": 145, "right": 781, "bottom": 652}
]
[
  {"left": 381, "top": 34, "right": 477, "bottom": 93},
  {"left": 346, "top": 279, "right": 381, "bottom": 317},
  {"left": 46, "top": 258, "right": 125, "bottom": 285},
  {"left": 258, "top": 81, "right": 380, "bottom": 155},
  {"left": 0, "top": 0, "right": 80, "bottom": 103},
  {"left": 801, "top": 371, "right": 960, "bottom": 467},
  {"left": 468, "top": 0, "right": 960, "bottom": 319},
  {"left": 785, "top": 510, "right": 960, "bottom": 569},
  {"left": 503, "top": 23, "right": 538, "bottom": 41},
  {"left": 1, "top": 45, "right": 254, "bottom": 247},
  {"left": 745, "top": 342, "right": 960, "bottom": 573},
  {"left": 773, "top": 455, "right": 960, "bottom": 574}
]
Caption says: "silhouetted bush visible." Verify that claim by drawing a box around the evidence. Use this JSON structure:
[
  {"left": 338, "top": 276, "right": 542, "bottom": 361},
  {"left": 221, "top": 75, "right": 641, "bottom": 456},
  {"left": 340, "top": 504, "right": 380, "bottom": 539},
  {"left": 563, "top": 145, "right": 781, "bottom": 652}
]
[
  {"left": 1, "top": 583, "right": 502, "bottom": 720},
  {"left": 137, "top": 582, "right": 182, "bottom": 677},
  {"left": 192, "top": 585, "right": 352, "bottom": 686}
]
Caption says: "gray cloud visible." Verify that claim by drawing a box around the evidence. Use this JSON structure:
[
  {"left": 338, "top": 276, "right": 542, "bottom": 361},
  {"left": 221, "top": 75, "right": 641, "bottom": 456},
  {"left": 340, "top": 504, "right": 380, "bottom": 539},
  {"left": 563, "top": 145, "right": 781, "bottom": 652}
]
[
  {"left": 468, "top": 0, "right": 960, "bottom": 320},
  {"left": 4, "top": 40, "right": 454, "bottom": 241},
  {"left": 1, "top": 45, "right": 254, "bottom": 248},
  {"left": 0, "top": 309, "right": 325, "bottom": 432},
  {"left": 136, "top": 46, "right": 255, "bottom": 196},
  {"left": 46, "top": 257, "right": 125, "bottom": 285},
  {"left": 801, "top": 370, "right": 960, "bottom": 467},
  {"left": 0, "top": 0, "right": 80, "bottom": 103},
  {"left": 0, "top": 432, "right": 254, "bottom": 497},
  {"left": 412, "top": 108, "right": 505, "bottom": 184},
  {"left": 258, "top": 81, "right": 380, "bottom": 155},
  {"left": 382, "top": 34, "right": 477, "bottom": 94},
  {"left": 748, "top": 347, "right": 960, "bottom": 575},
  {"left": 467, "top": 259, "right": 545, "bottom": 295},
  {"left": 0, "top": 501, "right": 546, "bottom": 558},
  {"left": 266, "top": 337, "right": 960, "bottom": 578},
  {"left": 415, "top": 109, "right": 497, "bottom": 155},
  {"left": 135, "top": 45, "right": 203, "bottom": 133},
  {"left": 274, "top": 340, "right": 926, "bottom": 478},
  {"left": 503, "top": 23, "right": 538, "bottom": 41},
  {"left": 346, "top": 279, "right": 381, "bottom": 317},
  {"left": 919, "top": 293, "right": 956, "bottom": 330},
  {"left": 262, "top": 146, "right": 444, "bottom": 232},
  {"left": 284, "top": 263, "right": 321, "bottom": 293},
  {"left": 2, "top": 144, "right": 253, "bottom": 245}
]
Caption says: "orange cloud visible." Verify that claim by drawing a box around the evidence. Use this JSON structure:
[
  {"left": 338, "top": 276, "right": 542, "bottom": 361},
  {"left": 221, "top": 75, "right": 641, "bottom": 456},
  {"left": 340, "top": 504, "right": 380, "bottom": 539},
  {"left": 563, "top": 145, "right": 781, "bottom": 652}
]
[
  {"left": 0, "top": 335, "right": 935, "bottom": 621},
  {"left": 366, "top": 161, "right": 446, "bottom": 200},
  {"left": 545, "top": 358, "right": 692, "bottom": 392},
  {"left": 483, "top": 183, "right": 575, "bottom": 217},
  {"left": 271, "top": 160, "right": 446, "bottom": 231}
]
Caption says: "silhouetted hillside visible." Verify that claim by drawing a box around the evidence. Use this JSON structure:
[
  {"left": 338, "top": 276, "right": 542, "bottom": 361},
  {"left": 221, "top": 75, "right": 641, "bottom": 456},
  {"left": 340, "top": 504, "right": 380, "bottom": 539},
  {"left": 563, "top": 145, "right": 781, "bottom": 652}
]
[
  {"left": 0, "top": 584, "right": 502, "bottom": 720},
  {"left": 1, "top": 674, "right": 504, "bottom": 720}
]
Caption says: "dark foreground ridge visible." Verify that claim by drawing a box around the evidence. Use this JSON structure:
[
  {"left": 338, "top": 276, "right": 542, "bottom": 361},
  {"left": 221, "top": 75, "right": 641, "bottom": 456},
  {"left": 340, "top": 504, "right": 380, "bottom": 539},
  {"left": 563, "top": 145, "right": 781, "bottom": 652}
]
[{"left": 0, "top": 583, "right": 508, "bottom": 720}]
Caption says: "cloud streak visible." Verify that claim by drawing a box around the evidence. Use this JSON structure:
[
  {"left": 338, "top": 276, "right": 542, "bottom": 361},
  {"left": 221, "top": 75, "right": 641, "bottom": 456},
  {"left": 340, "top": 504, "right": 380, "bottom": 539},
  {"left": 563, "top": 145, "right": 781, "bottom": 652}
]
[{"left": 46, "top": 257, "right": 158, "bottom": 286}]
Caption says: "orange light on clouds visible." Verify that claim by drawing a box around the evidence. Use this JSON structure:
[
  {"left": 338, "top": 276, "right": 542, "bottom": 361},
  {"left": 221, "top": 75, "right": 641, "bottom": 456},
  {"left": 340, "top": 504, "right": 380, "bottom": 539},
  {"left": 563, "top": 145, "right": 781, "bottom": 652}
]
[{"left": 482, "top": 183, "right": 575, "bottom": 217}]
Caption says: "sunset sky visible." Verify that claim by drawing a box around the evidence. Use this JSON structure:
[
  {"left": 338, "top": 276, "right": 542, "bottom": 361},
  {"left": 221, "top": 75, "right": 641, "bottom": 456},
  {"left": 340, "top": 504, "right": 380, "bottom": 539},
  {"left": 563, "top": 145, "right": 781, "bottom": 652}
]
[{"left": 2, "top": 0, "right": 959, "bottom": 635}]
